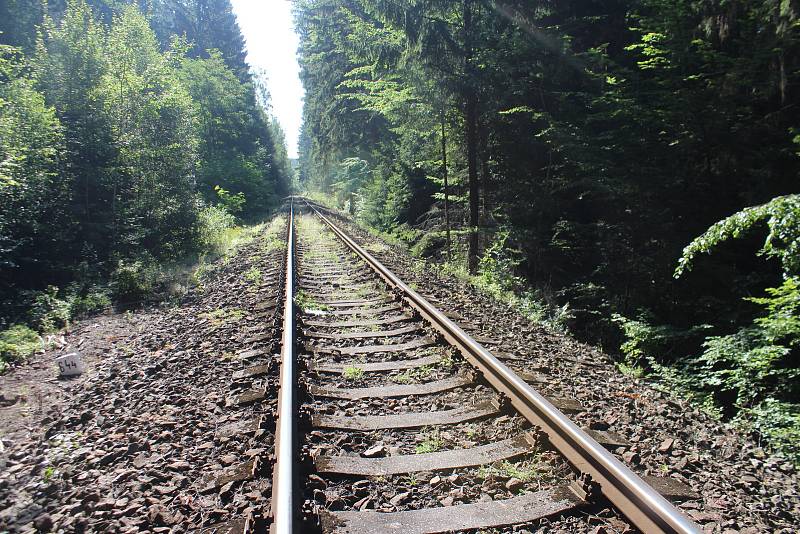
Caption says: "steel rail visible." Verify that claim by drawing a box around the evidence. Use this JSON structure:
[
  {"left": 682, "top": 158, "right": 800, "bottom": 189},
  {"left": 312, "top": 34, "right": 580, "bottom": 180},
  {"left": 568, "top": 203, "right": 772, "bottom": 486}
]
[
  {"left": 271, "top": 199, "right": 296, "bottom": 534},
  {"left": 306, "top": 200, "right": 700, "bottom": 534}
]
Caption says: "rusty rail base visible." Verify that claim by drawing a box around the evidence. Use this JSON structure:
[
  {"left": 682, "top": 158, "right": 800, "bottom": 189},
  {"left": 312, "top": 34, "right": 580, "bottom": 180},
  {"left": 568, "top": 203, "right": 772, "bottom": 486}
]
[{"left": 306, "top": 200, "right": 700, "bottom": 534}]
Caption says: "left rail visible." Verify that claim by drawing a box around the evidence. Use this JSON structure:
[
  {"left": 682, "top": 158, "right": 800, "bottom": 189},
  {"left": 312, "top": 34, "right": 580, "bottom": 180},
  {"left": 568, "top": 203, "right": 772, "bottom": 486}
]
[{"left": 270, "top": 199, "right": 295, "bottom": 533}]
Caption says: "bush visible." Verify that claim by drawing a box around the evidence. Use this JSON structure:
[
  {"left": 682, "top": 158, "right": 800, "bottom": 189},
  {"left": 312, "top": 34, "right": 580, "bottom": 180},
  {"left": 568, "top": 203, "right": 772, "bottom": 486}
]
[
  {"left": 617, "top": 279, "right": 800, "bottom": 461},
  {"left": 69, "top": 287, "right": 111, "bottom": 317},
  {"left": 744, "top": 399, "right": 800, "bottom": 464},
  {"left": 197, "top": 205, "right": 239, "bottom": 256},
  {"left": 25, "top": 286, "right": 70, "bottom": 332},
  {"left": 214, "top": 185, "right": 246, "bottom": 215},
  {"left": 612, "top": 313, "right": 712, "bottom": 367},
  {"left": 0, "top": 325, "right": 41, "bottom": 372},
  {"left": 111, "top": 257, "right": 160, "bottom": 301},
  {"left": 686, "top": 278, "right": 800, "bottom": 412}
]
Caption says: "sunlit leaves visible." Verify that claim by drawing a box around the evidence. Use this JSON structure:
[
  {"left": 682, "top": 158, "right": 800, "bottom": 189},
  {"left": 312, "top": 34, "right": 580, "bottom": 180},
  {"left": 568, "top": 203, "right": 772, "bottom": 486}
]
[{"left": 676, "top": 195, "right": 800, "bottom": 278}]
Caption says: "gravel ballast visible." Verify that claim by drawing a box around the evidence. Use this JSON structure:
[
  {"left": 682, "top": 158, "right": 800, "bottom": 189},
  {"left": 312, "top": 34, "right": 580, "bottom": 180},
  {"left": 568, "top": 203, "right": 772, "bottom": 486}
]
[
  {"left": 0, "top": 217, "right": 287, "bottom": 533},
  {"left": 316, "top": 204, "right": 800, "bottom": 534}
]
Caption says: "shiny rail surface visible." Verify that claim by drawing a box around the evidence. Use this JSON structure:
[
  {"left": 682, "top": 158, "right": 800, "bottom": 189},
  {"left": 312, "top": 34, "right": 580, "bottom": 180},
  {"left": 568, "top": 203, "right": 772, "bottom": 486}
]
[
  {"left": 270, "top": 200, "right": 295, "bottom": 533},
  {"left": 303, "top": 199, "right": 700, "bottom": 534}
]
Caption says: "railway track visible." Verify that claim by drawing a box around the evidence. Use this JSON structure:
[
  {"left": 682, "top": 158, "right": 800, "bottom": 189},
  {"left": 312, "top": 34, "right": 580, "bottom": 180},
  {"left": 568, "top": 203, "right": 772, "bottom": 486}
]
[{"left": 265, "top": 198, "right": 701, "bottom": 533}]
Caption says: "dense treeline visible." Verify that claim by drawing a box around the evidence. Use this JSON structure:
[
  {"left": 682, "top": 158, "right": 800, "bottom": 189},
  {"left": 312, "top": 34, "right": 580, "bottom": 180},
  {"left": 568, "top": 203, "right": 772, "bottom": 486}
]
[
  {"left": 0, "top": 1, "right": 291, "bottom": 340},
  {"left": 294, "top": 0, "right": 799, "bottom": 458}
]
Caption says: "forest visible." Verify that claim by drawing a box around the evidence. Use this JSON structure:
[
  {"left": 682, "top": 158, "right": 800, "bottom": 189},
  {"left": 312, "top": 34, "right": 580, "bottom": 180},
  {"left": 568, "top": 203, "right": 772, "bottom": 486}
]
[
  {"left": 0, "top": 1, "right": 292, "bottom": 341},
  {"left": 293, "top": 0, "right": 800, "bottom": 460}
]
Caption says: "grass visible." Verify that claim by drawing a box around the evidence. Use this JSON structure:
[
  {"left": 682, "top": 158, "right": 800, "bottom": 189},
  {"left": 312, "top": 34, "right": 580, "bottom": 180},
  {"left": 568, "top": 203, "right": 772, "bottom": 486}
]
[
  {"left": 391, "top": 370, "right": 414, "bottom": 384},
  {"left": 478, "top": 459, "right": 541, "bottom": 482},
  {"left": 342, "top": 366, "right": 364, "bottom": 381},
  {"left": 391, "top": 365, "right": 433, "bottom": 384},
  {"left": 438, "top": 350, "right": 456, "bottom": 369},
  {"left": 244, "top": 267, "right": 262, "bottom": 287},
  {"left": 295, "top": 214, "right": 346, "bottom": 265},
  {"left": 415, "top": 429, "right": 443, "bottom": 454},
  {"left": 200, "top": 307, "right": 245, "bottom": 327},
  {"left": 0, "top": 325, "right": 42, "bottom": 373},
  {"left": 618, "top": 362, "right": 645, "bottom": 378},
  {"left": 262, "top": 215, "right": 287, "bottom": 253},
  {"left": 43, "top": 466, "right": 56, "bottom": 482},
  {"left": 295, "top": 289, "right": 329, "bottom": 312},
  {"left": 192, "top": 212, "right": 284, "bottom": 285}
]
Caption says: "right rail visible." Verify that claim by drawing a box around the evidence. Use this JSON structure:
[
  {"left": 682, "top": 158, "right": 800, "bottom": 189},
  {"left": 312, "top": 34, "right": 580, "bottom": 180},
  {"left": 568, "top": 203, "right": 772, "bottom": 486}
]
[{"left": 306, "top": 200, "right": 699, "bottom": 534}]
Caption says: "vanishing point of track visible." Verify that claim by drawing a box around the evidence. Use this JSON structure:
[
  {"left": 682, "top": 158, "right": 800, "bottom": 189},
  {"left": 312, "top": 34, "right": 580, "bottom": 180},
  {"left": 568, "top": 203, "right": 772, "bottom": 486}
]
[{"left": 265, "top": 198, "right": 700, "bottom": 534}]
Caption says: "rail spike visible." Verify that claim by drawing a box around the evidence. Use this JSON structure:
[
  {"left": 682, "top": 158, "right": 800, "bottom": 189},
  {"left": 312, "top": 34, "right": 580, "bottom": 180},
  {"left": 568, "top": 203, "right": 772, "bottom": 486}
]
[{"left": 570, "top": 472, "right": 601, "bottom": 504}]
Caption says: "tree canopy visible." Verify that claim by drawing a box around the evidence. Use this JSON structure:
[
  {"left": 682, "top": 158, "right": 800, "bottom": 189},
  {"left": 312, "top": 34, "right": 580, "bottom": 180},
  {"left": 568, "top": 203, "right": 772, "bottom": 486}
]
[
  {"left": 294, "top": 0, "right": 800, "bottom": 459},
  {"left": 0, "top": 0, "right": 292, "bottom": 324}
]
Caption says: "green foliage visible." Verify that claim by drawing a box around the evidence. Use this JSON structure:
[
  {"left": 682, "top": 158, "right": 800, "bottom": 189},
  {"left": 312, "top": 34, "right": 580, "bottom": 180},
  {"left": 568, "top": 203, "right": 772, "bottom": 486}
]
[
  {"left": 342, "top": 366, "right": 364, "bottom": 381},
  {"left": 750, "top": 277, "right": 800, "bottom": 344},
  {"left": 414, "top": 429, "right": 443, "bottom": 454},
  {"left": 0, "top": 325, "right": 41, "bottom": 372},
  {"left": 616, "top": 278, "right": 800, "bottom": 459},
  {"left": 69, "top": 287, "right": 111, "bottom": 317},
  {"left": 215, "top": 185, "right": 247, "bottom": 215},
  {"left": 0, "top": 45, "right": 69, "bottom": 277},
  {"left": 479, "top": 459, "right": 542, "bottom": 483},
  {"left": 179, "top": 51, "right": 289, "bottom": 217},
  {"left": 197, "top": 205, "right": 240, "bottom": 256},
  {"left": 100, "top": 5, "right": 201, "bottom": 261},
  {"left": 676, "top": 195, "right": 800, "bottom": 278},
  {"left": 110, "top": 257, "right": 159, "bottom": 302},
  {"left": 1, "top": 0, "right": 291, "bottom": 330},
  {"left": 668, "top": 194, "right": 800, "bottom": 459},
  {"left": 743, "top": 399, "right": 800, "bottom": 464},
  {"left": 463, "top": 231, "right": 572, "bottom": 332},
  {"left": 243, "top": 267, "right": 262, "bottom": 286},
  {"left": 26, "top": 286, "right": 71, "bottom": 332},
  {"left": 610, "top": 314, "right": 711, "bottom": 367},
  {"left": 331, "top": 157, "right": 370, "bottom": 209},
  {"left": 391, "top": 365, "right": 432, "bottom": 384},
  {"left": 477, "top": 230, "right": 523, "bottom": 294},
  {"left": 294, "top": 289, "right": 328, "bottom": 312},
  {"left": 42, "top": 466, "right": 56, "bottom": 482},
  {"left": 694, "top": 278, "right": 800, "bottom": 408}
]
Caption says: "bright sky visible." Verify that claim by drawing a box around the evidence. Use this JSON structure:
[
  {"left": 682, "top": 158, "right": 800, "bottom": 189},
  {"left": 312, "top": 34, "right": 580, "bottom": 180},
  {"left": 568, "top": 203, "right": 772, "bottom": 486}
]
[{"left": 231, "top": 0, "right": 303, "bottom": 159}]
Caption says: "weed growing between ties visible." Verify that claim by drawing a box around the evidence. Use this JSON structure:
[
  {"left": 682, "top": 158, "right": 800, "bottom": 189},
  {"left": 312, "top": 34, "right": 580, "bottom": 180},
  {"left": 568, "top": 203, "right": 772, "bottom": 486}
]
[
  {"left": 294, "top": 290, "right": 329, "bottom": 313},
  {"left": 391, "top": 365, "right": 433, "bottom": 385},
  {"left": 478, "top": 456, "right": 551, "bottom": 485},
  {"left": 244, "top": 267, "right": 262, "bottom": 288},
  {"left": 415, "top": 429, "right": 443, "bottom": 454},
  {"left": 342, "top": 366, "right": 364, "bottom": 381}
]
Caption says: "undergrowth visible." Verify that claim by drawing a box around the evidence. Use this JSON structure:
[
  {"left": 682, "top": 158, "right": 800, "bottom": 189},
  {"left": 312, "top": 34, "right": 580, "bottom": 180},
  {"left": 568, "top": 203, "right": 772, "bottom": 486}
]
[
  {"left": 0, "top": 208, "right": 284, "bottom": 374},
  {"left": 614, "top": 278, "right": 800, "bottom": 464},
  {"left": 0, "top": 325, "right": 41, "bottom": 373}
]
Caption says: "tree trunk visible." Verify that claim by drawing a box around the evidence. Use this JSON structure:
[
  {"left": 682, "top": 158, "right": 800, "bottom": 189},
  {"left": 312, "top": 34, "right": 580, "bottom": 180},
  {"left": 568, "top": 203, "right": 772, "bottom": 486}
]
[
  {"left": 463, "top": 0, "right": 479, "bottom": 273},
  {"left": 441, "top": 107, "right": 451, "bottom": 262}
]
